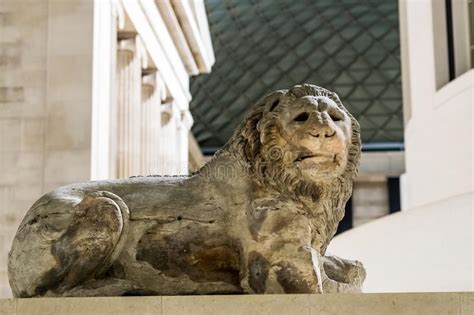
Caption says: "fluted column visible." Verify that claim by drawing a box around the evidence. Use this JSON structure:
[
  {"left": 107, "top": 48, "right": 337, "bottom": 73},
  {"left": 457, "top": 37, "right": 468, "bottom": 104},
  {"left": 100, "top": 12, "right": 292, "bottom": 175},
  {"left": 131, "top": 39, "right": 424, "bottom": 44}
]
[
  {"left": 140, "top": 72, "right": 162, "bottom": 175},
  {"left": 151, "top": 75, "right": 164, "bottom": 174},
  {"left": 160, "top": 105, "right": 171, "bottom": 175},
  {"left": 116, "top": 37, "right": 141, "bottom": 178},
  {"left": 160, "top": 102, "right": 181, "bottom": 175},
  {"left": 177, "top": 110, "right": 193, "bottom": 175},
  {"left": 141, "top": 83, "right": 152, "bottom": 174},
  {"left": 149, "top": 93, "right": 160, "bottom": 174}
]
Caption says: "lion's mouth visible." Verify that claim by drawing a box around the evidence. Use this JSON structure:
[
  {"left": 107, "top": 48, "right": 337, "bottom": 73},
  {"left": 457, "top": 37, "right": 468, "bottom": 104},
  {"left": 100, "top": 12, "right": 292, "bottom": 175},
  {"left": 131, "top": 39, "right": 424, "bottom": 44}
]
[{"left": 295, "top": 153, "right": 336, "bottom": 163}]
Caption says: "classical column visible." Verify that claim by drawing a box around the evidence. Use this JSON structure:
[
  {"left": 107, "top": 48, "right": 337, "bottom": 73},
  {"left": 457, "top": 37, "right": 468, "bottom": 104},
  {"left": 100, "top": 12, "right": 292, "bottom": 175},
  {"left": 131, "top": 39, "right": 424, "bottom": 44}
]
[
  {"left": 116, "top": 37, "right": 141, "bottom": 178},
  {"left": 160, "top": 102, "right": 180, "bottom": 175},
  {"left": 91, "top": 0, "right": 118, "bottom": 180},
  {"left": 141, "top": 82, "right": 152, "bottom": 174},
  {"left": 141, "top": 72, "right": 162, "bottom": 175},
  {"left": 151, "top": 74, "right": 166, "bottom": 174},
  {"left": 177, "top": 110, "right": 193, "bottom": 175},
  {"left": 160, "top": 104, "right": 171, "bottom": 175},
  {"left": 116, "top": 45, "right": 131, "bottom": 178}
]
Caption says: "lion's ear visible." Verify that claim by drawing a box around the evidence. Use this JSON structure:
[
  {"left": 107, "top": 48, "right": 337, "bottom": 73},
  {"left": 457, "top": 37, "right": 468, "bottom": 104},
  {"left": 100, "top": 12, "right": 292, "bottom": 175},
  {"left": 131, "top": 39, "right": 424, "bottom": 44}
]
[
  {"left": 268, "top": 99, "right": 280, "bottom": 112},
  {"left": 230, "top": 90, "right": 287, "bottom": 162},
  {"left": 259, "top": 90, "right": 286, "bottom": 112}
]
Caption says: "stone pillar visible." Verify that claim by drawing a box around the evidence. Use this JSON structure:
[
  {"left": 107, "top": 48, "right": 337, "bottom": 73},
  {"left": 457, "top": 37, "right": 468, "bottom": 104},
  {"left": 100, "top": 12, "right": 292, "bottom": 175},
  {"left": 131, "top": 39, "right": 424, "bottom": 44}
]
[
  {"left": 160, "top": 102, "right": 181, "bottom": 175},
  {"left": 116, "top": 37, "right": 141, "bottom": 178},
  {"left": 177, "top": 121, "right": 188, "bottom": 175},
  {"left": 171, "top": 105, "right": 181, "bottom": 175},
  {"left": 141, "top": 83, "right": 151, "bottom": 174},
  {"left": 151, "top": 75, "right": 165, "bottom": 174},
  {"left": 177, "top": 111, "right": 193, "bottom": 174},
  {"left": 140, "top": 72, "right": 162, "bottom": 175},
  {"left": 91, "top": 0, "right": 118, "bottom": 180},
  {"left": 148, "top": 92, "right": 159, "bottom": 175},
  {"left": 160, "top": 105, "right": 171, "bottom": 175}
]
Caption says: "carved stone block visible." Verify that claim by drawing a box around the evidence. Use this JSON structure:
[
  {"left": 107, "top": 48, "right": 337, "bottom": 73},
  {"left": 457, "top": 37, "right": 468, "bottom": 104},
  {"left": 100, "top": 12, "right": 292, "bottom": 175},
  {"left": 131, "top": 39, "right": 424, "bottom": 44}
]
[{"left": 8, "top": 84, "right": 365, "bottom": 297}]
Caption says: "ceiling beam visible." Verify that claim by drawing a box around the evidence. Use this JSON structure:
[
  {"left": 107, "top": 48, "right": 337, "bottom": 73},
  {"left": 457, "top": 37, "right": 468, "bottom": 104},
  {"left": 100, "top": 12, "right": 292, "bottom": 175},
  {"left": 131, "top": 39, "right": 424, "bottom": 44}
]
[
  {"left": 139, "top": 0, "right": 190, "bottom": 97},
  {"left": 155, "top": 0, "right": 200, "bottom": 76},
  {"left": 170, "top": 0, "right": 214, "bottom": 73},
  {"left": 121, "top": 0, "right": 190, "bottom": 110}
]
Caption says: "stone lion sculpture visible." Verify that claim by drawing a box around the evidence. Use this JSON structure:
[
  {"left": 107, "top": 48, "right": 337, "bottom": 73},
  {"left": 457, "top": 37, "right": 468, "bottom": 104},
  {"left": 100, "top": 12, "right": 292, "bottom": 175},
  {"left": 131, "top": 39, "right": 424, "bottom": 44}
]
[{"left": 8, "top": 84, "right": 365, "bottom": 297}]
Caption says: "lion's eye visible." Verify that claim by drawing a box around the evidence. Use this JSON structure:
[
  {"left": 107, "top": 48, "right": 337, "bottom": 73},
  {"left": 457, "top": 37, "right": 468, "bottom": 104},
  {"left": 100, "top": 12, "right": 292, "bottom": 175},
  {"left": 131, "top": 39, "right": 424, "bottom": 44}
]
[
  {"left": 293, "top": 112, "right": 309, "bottom": 122},
  {"left": 329, "top": 111, "right": 343, "bottom": 122}
]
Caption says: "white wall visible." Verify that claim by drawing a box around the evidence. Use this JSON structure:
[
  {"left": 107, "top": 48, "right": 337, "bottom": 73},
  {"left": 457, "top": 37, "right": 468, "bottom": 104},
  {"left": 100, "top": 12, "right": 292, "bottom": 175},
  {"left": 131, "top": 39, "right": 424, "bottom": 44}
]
[
  {"left": 401, "top": 0, "right": 473, "bottom": 209},
  {"left": 328, "top": 192, "right": 473, "bottom": 292},
  {"left": 404, "top": 70, "right": 473, "bottom": 209}
]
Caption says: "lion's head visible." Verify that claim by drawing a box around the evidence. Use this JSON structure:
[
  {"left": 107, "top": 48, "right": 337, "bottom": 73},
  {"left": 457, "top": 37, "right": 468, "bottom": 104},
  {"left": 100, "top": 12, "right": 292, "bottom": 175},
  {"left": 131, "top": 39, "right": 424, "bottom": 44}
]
[
  {"left": 203, "top": 84, "right": 361, "bottom": 253},
  {"left": 221, "top": 84, "right": 360, "bottom": 197}
]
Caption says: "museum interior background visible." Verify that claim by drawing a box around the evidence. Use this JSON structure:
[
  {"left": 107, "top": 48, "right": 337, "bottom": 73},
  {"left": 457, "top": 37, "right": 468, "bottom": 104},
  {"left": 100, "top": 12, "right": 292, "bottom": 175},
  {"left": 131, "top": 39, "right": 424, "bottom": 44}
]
[{"left": 0, "top": 0, "right": 472, "bottom": 298}]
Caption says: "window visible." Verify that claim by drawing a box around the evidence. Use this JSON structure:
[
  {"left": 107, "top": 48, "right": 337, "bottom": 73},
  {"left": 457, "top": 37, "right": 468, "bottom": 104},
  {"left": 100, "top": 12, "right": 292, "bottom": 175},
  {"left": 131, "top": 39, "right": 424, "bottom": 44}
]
[{"left": 432, "top": 0, "right": 472, "bottom": 89}]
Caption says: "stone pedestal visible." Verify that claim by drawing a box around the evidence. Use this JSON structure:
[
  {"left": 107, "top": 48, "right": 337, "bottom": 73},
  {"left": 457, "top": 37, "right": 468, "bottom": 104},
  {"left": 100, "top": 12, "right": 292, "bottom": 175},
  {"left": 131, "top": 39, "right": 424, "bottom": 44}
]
[{"left": 0, "top": 293, "right": 472, "bottom": 315}]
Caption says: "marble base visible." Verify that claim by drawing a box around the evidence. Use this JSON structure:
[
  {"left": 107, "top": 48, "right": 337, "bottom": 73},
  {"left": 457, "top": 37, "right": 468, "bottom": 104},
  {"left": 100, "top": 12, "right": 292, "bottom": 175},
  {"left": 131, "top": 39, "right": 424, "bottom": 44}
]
[{"left": 0, "top": 292, "right": 472, "bottom": 315}]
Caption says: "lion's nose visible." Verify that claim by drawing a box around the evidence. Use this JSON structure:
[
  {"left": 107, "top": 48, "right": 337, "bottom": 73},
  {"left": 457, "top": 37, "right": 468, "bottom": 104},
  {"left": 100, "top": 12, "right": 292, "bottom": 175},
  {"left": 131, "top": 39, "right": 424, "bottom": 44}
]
[{"left": 309, "top": 125, "right": 336, "bottom": 138}]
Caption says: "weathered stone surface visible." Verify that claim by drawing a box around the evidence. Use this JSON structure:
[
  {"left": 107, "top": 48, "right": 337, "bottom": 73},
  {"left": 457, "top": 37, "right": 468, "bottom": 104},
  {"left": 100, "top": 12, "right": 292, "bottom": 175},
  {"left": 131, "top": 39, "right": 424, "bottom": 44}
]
[
  {"left": 0, "top": 298, "right": 15, "bottom": 315},
  {"left": 16, "top": 296, "right": 162, "bottom": 315},
  {"left": 162, "top": 294, "right": 309, "bottom": 315},
  {"left": 309, "top": 292, "right": 463, "bottom": 315},
  {"left": 8, "top": 84, "right": 365, "bottom": 297},
  {"left": 461, "top": 292, "right": 474, "bottom": 315},
  {"left": 1, "top": 293, "right": 471, "bottom": 315}
]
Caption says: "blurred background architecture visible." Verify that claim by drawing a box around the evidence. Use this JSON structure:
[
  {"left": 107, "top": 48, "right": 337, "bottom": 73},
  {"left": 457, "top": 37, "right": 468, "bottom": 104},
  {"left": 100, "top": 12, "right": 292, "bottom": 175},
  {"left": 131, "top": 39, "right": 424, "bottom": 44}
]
[
  {"left": 0, "top": 0, "right": 473, "bottom": 298},
  {"left": 192, "top": 0, "right": 405, "bottom": 233}
]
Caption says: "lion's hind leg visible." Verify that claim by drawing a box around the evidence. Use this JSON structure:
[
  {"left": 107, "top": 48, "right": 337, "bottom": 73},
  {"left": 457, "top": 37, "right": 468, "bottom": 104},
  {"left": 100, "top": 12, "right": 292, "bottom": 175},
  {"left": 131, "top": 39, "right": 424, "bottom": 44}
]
[
  {"left": 51, "top": 191, "right": 130, "bottom": 294},
  {"left": 43, "top": 278, "right": 145, "bottom": 297}
]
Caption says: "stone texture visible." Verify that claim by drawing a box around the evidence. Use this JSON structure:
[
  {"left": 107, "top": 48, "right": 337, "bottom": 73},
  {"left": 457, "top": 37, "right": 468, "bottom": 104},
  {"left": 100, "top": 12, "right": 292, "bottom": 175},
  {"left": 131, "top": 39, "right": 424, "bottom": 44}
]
[
  {"left": 46, "top": 57, "right": 93, "bottom": 103},
  {"left": 16, "top": 297, "right": 161, "bottom": 315},
  {"left": 20, "top": 119, "right": 45, "bottom": 152},
  {"left": 309, "top": 293, "right": 462, "bottom": 315},
  {"left": 461, "top": 292, "right": 474, "bottom": 315},
  {"left": 0, "top": 118, "right": 22, "bottom": 152},
  {"left": 0, "top": 293, "right": 472, "bottom": 315},
  {"left": 0, "top": 87, "right": 24, "bottom": 102},
  {"left": 8, "top": 84, "right": 364, "bottom": 297},
  {"left": 162, "top": 294, "right": 308, "bottom": 315},
  {"left": 0, "top": 298, "right": 15, "bottom": 315}
]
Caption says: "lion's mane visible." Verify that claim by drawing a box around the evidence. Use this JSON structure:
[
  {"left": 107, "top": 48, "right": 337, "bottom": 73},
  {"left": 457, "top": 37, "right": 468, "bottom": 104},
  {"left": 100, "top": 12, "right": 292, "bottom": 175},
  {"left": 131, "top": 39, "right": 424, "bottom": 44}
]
[{"left": 200, "top": 84, "right": 361, "bottom": 253}]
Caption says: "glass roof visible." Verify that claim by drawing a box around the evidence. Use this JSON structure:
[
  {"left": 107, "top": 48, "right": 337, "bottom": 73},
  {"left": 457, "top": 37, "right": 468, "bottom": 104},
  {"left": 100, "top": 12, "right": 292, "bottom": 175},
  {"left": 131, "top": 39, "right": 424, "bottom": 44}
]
[{"left": 190, "top": 0, "right": 403, "bottom": 151}]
